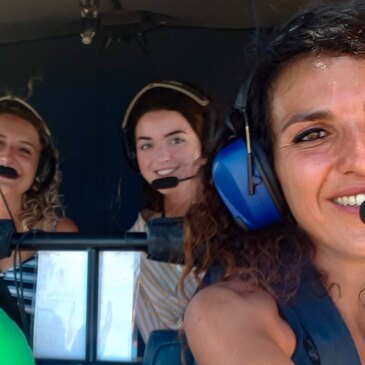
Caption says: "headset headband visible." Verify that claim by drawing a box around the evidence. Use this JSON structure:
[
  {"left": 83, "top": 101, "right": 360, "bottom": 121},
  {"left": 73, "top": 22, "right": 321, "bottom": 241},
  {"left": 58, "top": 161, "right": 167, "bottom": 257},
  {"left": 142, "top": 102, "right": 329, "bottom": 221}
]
[
  {"left": 0, "top": 95, "right": 51, "bottom": 137},
  {"left": 121, "top": 80, "right": 210, "bottom": 129}
]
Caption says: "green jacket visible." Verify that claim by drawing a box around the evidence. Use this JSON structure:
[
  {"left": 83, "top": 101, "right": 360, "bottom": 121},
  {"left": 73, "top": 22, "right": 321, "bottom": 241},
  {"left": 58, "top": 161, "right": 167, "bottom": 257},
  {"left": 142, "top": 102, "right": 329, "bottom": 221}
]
[{"left": 0, "top": 308, "right": 35, "bottom": 365}]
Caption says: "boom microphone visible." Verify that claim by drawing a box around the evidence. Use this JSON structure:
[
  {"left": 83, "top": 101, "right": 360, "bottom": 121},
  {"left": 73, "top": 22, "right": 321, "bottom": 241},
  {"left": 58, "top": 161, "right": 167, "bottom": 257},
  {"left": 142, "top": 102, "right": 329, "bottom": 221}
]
[
  {"left": 360, "top": 201, "right": 365, "bottom": 224},
  {"left": 151, "top": 175, "right": 197, "bottom": 190}
]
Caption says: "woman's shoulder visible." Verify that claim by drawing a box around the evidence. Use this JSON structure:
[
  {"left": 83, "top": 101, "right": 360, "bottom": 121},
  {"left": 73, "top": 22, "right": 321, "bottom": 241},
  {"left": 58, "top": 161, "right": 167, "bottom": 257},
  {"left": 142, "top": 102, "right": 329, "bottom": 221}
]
[
  {"left": 184, "top": 277, "right": 296, "bottom": 365},
  {"left": 128, "top": 210, "right": 161, "bottom": 232},
  {"left": 185, "top": 278, "right": 280, "bottom": 326},
  {"left": 128, "top": 213, "right": 146, "bottom": 232},
  {"left": 54, "top": 217, "right": 79, "bottom": 232}
]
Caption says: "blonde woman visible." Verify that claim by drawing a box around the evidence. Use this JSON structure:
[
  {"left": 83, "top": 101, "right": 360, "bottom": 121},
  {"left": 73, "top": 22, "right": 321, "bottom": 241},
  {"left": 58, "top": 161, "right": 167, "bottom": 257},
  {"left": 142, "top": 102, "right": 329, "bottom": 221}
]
[{"left": 0, "top": 97, "right": 78, "bottom": 319}]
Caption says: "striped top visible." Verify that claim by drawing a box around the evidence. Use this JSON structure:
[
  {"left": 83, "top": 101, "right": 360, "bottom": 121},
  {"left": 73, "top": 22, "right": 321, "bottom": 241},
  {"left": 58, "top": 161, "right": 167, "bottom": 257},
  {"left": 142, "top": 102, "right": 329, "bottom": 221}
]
[
  {"left": 1, "top": 256, "right": 37, "bottom": 314},
  {"left": 130, "top": 213, "right": 202, "bottom": 343},
  {"left": 0, "top": 219, "right": 59, "bottom": 315}
]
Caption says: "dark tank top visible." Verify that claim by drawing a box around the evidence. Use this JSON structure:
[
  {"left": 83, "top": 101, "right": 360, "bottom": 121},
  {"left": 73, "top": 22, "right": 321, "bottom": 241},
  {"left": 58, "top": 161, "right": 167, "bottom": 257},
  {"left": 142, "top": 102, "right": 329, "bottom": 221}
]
[{"left": 278, "top": 266, "right": 361, "bottom": 365}]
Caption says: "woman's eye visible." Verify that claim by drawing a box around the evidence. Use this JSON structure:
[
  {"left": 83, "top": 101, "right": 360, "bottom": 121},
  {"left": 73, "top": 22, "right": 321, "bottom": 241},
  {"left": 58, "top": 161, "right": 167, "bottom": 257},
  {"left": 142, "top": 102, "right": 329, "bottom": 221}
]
[
  {"left": 139, "top": 143, "right": 152, "bottom": 151},
  {"left": 293, "top": 128, "right": 327, "bottom": 143},
  {"left": 19, "top": 147, "right": 32, "bottom": 155},
  {"left": 171, "top": 137, "right": 184, "bottom": 144}
]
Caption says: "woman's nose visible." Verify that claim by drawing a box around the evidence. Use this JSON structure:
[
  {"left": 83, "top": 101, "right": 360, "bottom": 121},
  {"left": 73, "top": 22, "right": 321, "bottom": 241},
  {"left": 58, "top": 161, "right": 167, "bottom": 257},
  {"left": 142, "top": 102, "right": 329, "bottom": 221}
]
[
  {"left": 0, "top": 145, "right": 15, "bottom": 164},
  {"left": 337, "top": 131, "right": 365, "bottom": 175},
  {"left": 155, "top": 145, "right": 171, "bottom": 163}
]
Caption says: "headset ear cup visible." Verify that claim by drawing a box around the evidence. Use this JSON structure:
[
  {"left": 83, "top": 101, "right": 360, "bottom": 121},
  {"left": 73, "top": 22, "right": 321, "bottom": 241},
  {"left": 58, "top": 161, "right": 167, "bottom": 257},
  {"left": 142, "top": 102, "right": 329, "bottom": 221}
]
[
  {"left": 212, "top": 138, "right": 284, "bottom": 230},
  {"left": 34, "top": 147, "right": 56, "bottom": 193},
  {"left": 251, "top": 141, "right": 285, "bottom": 214},
  {"left": 203, "top": 105, "right": 218, "bottom": 157},
  {"left": 122, "top": 127, "right": 139, "bottom": 170}
]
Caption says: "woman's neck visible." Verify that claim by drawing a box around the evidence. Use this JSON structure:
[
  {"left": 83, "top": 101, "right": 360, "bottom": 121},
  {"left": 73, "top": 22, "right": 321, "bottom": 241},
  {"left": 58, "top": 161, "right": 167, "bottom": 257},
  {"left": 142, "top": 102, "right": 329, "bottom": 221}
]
[
  {"left": 315, "top": 251, "right": 365, "bottom": 296},
  {"left": 316, "top": 257, "right": 365, "bottom": 360},
  {"left": 163, "top": 195, "right": 193, "bottom": 217},
  {"left": 162, "top": 178, "right": 200, "bottom": 217},
  {"left": 164, "top": 184, "right": 199, "bottom": 217}
]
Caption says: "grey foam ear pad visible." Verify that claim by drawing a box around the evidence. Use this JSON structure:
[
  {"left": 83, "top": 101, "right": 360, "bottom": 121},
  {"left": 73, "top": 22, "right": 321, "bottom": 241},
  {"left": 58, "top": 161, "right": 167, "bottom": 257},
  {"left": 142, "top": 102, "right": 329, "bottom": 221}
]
[
  {"left": 0, "top": 219, "right": 14, "bottom": 259},
  {"left": 35, "top": 145, "right": 57, "bottom": 192},
  {"left": 0, "top": 166, "right": 18, "bottom": 178},
  {"left": 359, "top": 201, "right": 365, "bottom": 223}
]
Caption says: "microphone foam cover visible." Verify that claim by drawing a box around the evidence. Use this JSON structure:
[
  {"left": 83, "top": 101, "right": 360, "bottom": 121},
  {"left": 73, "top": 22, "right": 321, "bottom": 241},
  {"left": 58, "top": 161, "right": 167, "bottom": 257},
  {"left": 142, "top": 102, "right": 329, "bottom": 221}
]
[
  {"left": 360, "top": 201, "right": 365, "bottom": 224},
  {"left": 151, "top": 177, "right": 178, "bottom": 190},
  {"left": 0, "top": 166, "right": 18, "bottom": 178}
]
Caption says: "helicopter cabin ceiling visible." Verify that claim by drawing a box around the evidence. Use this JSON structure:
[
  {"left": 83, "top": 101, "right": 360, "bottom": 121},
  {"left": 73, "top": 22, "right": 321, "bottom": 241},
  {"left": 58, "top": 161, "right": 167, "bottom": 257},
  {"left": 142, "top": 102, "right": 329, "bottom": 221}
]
[{"left": 0, "top": 0, "right": 333, "bottom": 46}]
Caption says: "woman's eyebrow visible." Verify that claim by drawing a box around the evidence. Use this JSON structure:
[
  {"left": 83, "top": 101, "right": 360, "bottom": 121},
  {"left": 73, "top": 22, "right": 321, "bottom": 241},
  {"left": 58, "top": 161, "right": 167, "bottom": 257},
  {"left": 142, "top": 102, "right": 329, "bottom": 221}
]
[
  {"left": 281, "top": 111, "right": 330, "bottom": 132},
  {"left": 164, "top": 129, "right": 186, "bottom": 138},
  {"left": 0, "top": 134, "right": 37, "bottom": 149},
  {"left": 19, "top": 140, "right": 37, "bottom": 149},
  {"left": 137, "top": 129, "right": 186, "bottom": 140}
]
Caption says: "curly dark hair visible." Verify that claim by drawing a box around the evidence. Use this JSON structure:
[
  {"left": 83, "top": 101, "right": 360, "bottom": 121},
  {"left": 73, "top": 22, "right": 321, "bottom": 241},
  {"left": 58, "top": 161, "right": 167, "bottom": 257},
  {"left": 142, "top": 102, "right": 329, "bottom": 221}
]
[{"left": 182, "top": 0, "right": 365, "bottom": 301}]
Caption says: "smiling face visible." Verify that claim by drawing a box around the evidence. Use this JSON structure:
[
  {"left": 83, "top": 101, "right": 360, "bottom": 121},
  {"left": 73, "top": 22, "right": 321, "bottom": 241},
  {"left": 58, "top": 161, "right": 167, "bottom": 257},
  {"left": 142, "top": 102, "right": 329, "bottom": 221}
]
[
  {"left": 0, "top": 113, "right": 41, "bottom": 198},
  {"left": 135, "top": 110, "right": 203, "bottom": 194},
  {"left": 271, "top": 54, "right": 365, "bottom": 262}
]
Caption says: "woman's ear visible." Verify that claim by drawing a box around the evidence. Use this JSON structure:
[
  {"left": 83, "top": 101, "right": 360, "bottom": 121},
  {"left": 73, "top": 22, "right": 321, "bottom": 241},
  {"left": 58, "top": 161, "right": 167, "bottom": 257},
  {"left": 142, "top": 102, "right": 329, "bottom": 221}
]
[{"left": 192, "top": 156, "right": 208, "bottom": 171}]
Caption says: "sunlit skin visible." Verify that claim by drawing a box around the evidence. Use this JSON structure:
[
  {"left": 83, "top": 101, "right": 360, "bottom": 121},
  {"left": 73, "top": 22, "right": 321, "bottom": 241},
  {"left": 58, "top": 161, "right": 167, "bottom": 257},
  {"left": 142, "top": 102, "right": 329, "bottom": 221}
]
[
  {"left": 135, "top": 110, "right": 204, "bottom": 216},
  {"left": 272, "top": 55, "right": 365, "bottom": 270},
  {"left": 272, "top": 54, "right": 365, "bottom": 360},
  {"left": 271, "top": 55, "right": 365, "bottom": 359}
]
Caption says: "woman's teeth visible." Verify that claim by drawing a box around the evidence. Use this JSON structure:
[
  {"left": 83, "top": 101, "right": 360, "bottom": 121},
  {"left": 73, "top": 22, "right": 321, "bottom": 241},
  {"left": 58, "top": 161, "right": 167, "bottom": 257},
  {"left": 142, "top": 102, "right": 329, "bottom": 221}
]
[
  {"left": 334, "top": 193, "right": 365, "bottom": 207},
  {"left": 157, "top": 169, "right": 175, "bottom": 176}
]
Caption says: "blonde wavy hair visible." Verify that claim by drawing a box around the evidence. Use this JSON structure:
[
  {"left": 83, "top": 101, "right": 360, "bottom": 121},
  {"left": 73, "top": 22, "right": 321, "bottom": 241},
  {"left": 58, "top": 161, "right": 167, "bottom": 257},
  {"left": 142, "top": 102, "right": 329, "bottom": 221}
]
[{"left": 0, "top": 98, "right": 64, "bottom": 232}]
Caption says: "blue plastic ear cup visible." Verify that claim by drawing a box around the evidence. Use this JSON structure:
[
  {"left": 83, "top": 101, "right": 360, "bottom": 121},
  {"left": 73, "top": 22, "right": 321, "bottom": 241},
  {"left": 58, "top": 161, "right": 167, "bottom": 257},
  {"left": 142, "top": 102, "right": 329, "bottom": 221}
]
[{"left": 212, "top": 138, "right": 283, "bottom": 230}]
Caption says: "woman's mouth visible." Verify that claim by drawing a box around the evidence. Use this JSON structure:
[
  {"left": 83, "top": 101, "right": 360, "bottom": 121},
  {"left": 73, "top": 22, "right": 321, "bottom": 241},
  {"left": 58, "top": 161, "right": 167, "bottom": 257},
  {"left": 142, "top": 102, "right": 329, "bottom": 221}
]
[
  {"left": 0, "top": 165, "right": 19, "bottom": 179},
  {"left": 156, "top": 168, "right": 176, "bottom": 176},
  {"left": 334, "top": 193, "right": 365, "bottom": 207}
]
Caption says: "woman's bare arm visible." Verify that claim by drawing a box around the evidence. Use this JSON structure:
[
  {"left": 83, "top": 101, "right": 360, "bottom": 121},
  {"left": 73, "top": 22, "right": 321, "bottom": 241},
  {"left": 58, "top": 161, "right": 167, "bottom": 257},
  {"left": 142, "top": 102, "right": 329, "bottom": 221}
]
[{"left": 184, "top": 279, "right": 296, "bottom": 365}]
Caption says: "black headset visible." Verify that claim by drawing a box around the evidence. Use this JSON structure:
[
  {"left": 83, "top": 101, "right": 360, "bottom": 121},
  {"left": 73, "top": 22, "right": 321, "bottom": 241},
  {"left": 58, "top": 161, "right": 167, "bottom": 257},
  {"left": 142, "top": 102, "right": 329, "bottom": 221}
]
[
  {"left": 0, "top": 96, "right": 57, "bottom": 193},
  {"left": 212, "top": 74, "right": 286, "bottom": 231},
  {"left": 121, "top": 80, "right": 217, "bottom": 170}
]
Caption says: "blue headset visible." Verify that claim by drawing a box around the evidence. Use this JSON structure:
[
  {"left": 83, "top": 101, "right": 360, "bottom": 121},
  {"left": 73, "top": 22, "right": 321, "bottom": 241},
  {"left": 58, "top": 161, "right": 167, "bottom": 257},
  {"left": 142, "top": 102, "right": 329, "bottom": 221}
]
[{"left": 212, "top": 76, "right": 285, "bottom": 231}]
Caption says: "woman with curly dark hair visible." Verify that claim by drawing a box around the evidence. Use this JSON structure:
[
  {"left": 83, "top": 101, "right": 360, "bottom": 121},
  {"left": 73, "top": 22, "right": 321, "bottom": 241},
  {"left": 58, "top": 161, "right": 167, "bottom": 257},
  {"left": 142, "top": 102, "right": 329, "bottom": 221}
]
[{"left": 183, "top": 1, "right": 365, "bottom": 364}]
